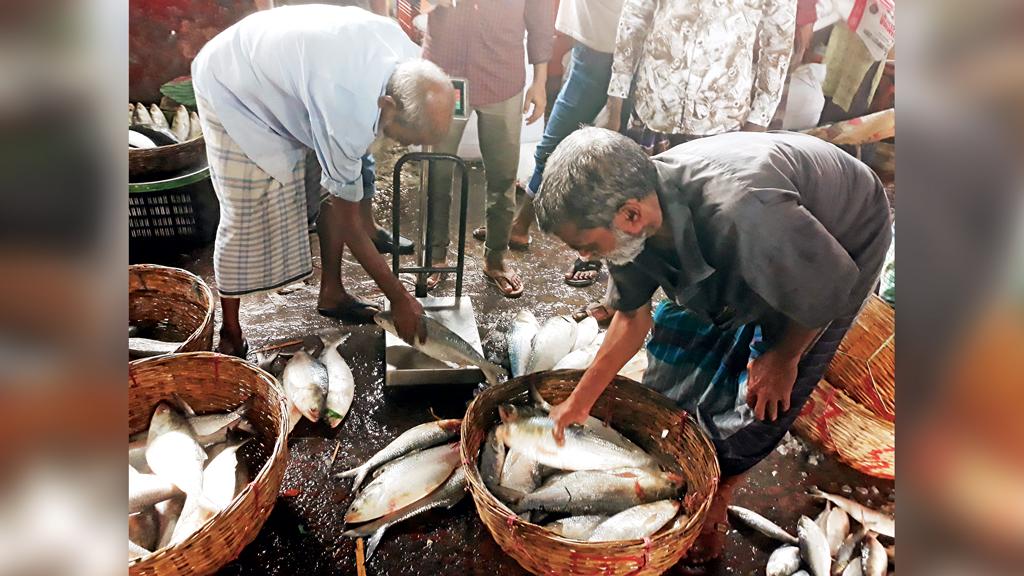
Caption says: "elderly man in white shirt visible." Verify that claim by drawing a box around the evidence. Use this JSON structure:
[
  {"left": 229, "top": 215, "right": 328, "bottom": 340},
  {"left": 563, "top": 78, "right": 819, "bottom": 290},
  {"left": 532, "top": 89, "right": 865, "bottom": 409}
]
[{"left": 192, "top": 5, "right": 455, "bottom": 355}]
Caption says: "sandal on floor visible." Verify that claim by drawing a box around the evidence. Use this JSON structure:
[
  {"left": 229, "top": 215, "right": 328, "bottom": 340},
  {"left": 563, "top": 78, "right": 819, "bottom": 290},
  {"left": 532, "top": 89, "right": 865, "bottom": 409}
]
[
  {"left": 572, "top": 301, "right": 615, "bottom": 326},
  {"left": 472, "top": 227, "right": 531, "bottom": 251},
  {"left": 217, "top": 338, "right": 249, "bottom": 359},
  {"left": 564, "top": 258, "right": 603, "bottom": 287},
  {"left": 317, "top": 298, "right": 380, "bottom": 323},
  {"left": 483, "top": 271, "right": 524, "bottom": 299}
]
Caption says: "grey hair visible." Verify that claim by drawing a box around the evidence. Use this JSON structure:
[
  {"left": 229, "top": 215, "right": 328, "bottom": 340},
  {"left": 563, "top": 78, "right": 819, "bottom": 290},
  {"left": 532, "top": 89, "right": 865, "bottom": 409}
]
[
  {"left": 386, "top": 59, "right": 450, "bottom": 134},
  {"left": 534, "top": 127, "right": 658, "bottom": 233}
]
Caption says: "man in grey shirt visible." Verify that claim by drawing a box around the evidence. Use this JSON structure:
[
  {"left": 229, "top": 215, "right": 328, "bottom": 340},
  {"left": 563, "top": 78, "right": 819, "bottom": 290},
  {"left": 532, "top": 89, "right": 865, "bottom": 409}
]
[{"left": 534, "top": 127, "right": 891, "bottom": 563}]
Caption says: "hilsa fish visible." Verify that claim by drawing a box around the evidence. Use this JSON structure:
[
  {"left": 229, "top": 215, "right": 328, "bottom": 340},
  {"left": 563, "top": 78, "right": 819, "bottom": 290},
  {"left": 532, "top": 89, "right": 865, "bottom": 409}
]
[
  {"left": 337, "top": 419, "right": 461, "bottom": 492},
  {"left": 727, "top": 505, "right": 798, "bottom": 545},
  {"left": 798, "top": 515, "right": 832, "bottom": 576},
  {"left": 507, "top": 310, "right": 539, "bottom": 378},
  {"left": 516, "top": 467, "right": 681, "bottom": 516},
  {"left": 375, "top": 311, "right": 506, "bottom": 386},
  {"left": 345, "top": 442, "right": 461, "bottom": 524},
  {"left": 525, "top": 315, "right": 577, "bottom": 374},
  {"left": 320, "top": 334, "right": 355, "bottom": 427},
  {"left": 587, "top": 500, "right": 679, "bottom": 542},
  {"left": 282, "top": 350, "right": 328, "bottom": 423}
]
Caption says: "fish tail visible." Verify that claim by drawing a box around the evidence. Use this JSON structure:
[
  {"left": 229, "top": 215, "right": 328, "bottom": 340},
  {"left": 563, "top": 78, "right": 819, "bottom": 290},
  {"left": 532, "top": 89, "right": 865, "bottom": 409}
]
[
  {"left": 350, "top": 468, "right": 370, "bottom": 492},
  {"left": 334, "top": 463, "right": 365, "bottom": 479},
  {"left": 365, "top": 525, "right": 389, "bottom": 559}
]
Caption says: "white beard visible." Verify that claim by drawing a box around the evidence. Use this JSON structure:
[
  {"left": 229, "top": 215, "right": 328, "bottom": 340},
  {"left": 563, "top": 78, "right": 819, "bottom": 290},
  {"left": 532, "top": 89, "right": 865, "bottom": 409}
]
[{"left": 604, "top": 228, "right": 648, "bottom": 266}]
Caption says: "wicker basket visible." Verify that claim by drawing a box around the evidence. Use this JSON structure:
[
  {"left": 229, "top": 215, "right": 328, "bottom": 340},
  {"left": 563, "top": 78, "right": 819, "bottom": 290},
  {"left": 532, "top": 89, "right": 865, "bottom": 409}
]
[
  {"left": 793, "top": 378, "right": 895, "bottom": 479},
  {"left": 129, "top": 264, "right": 214, "bottom": 356},
  {"left": 825, "top": 295, "right": 895, "bottom": 421},
  {"left": 461, "top": 370, "right": 720, "bottom": 576},
  {"left": 129, "top": 135, "right": 206, "bottom": 181},
  {"left": 129, "top": 352, "right": 289, "bottom": 576}
]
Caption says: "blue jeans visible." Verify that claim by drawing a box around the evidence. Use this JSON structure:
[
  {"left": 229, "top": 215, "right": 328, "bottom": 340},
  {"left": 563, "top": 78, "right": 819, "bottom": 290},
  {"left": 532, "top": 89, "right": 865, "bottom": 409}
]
[
  {"left": 305, "top": 153, "right": 375, "bottom": 226},
  {"left": 527, "top": 42, "right": 614, "bottom": 195}
]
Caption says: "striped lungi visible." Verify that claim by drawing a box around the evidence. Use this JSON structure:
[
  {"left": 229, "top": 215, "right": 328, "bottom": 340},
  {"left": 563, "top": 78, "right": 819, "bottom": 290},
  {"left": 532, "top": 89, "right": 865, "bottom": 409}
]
[
  {"left": 196, "top": 99, "right": 314, "bottom": 297},
  {"left": 643, "top": 301, "right": 855, "bottom": 477}
]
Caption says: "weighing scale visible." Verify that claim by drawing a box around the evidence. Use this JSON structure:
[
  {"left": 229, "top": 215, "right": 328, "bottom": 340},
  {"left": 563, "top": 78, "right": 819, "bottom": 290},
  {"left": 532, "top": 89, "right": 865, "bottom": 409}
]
[{"left": 382, "top": 151, "right": 487, "bottom": 389}]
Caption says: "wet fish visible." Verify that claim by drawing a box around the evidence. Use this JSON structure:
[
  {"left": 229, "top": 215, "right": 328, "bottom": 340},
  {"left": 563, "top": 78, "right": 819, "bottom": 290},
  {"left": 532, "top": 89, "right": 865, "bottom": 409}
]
[
  {"left": 133, "top": 103, "right": 153, "bottom": 125},
  {"left": 815, "top": 501, "right": 831, "bottom": 532},
  {"left": 154, "top": 496, "right": 185, "bottom": 550},
  {"left": 203, "top": 439, "right": 249, "bottom": 512},
  {"left": 345, "top": 442, "right": 461, "bottom": 523},
  {"left": 129, "top": 437, "right": 150, "bottom": 473},
  {"left": 129, "top": 507, "right": 159, "bottom": 551},
  {"left": 496, "top": 405, "right": 657, "bottom": 471},
  {"left": 571, "top": 316, "right": 599, "bottom": 352},
  {"left": 129, "top": 130, "right": 157, "bottom": 149},
  {"left": 726, "top": 505, "right": 798, "bottom": 545},
  {"left": 336, "top": 418, "right": 461, "bottom": 491},
  {"left": 129, "top": 336, "right": 180, "bottom": 358},
  {"left": 766, "top": 545, "right": 801, "bottom": 576},
  {"left": 286, "top": 399, "right": 302, "bottom": 434},
  {"left": 169, "top": 492, "right": 213, "bottom": 546},
  {"left": 798, "top": 515, "right": 832, "bottom": 576},
  {"left": 525, "top": 315, "right": 577, "bottom": 374},
  {"left": 793, "top": 572, "right": 811, "bottom": 576},
  {"left": 148, "top": 104, "right": 168, "bottom": 129},
  {"left": 841, "top": 562, "right": 863, "bottom": 576},
  {"left": 129, "top": 539, "right": 150, "bottom": 561},
  {"left": 516, "top": 467, "right": 680, "bottom": 516},
  {"left": 543, "top": 515, "right": 607, "bottom": 540},
  {"left": 188, "top": 399, "right": 252, "bottom": 445},
  {"left": 129, "top": 465, "right": 181, "bottom": 513},
  {"left": 552, "top": 334, "right": 605, "bottom": 371},
  {"left": 498, "top": 449, "right": 541, "bottom": 495},
  {"left": 507, "top": 310, "right": 539, "bottom": 378},
  {"left": 831, "top": 526, "right": 867, "bottom": 575},
  {"left": 808, "top": 488, "right": 894, "bottom": 538},
  {"left": 130, "top": 124, "right": 179, "bottom": 146},
  {"left": 343, "top": 466, "right": 467, "bottom": 559},
  {"left": 860, "top": 533, "right": 887, "bottom": 576},
  {"left": 170, "top": 105, "right": 190, "bottom": 142},
  {"left": 826, "top": 506, "right": 851, "bottom": 556},
  {"left": 375, "top": 311, "right": 506, "bottom": 386},
  {"left": 282, "top": 350, "right": 328, "bottom": 423},
  {"left": 587, "top": 500, "right": 679, "bottom": 542},
  {"left": 479, "top": 428, "right": 506, "bottom": 491},
  {"left": 188, "top": 111, "right": 202, "bottom": 139},
  {"left": 528, "top": 387, "right": 646, "bottom": 455},
  {"left": 144, "top": 403, "right": 207, "bottom": 498},
  {"left": 320, "top": 335, "right": 355, "bottom": 427}
]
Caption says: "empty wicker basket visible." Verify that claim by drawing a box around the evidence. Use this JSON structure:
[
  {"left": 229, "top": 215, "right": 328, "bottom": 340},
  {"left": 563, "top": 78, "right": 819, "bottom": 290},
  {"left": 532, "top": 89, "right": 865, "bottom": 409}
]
[
  {"left": 129, "top": 352, "right": 289, "bottom": 576},
  {"left": 825, "top": 295, "right": 895, "bottom": 421},
  {"left": 129, "top": 264, "right": 214, "bottom": 357},
  {"left": 461, "top": 370, "right": 719, "bottom": 576}
]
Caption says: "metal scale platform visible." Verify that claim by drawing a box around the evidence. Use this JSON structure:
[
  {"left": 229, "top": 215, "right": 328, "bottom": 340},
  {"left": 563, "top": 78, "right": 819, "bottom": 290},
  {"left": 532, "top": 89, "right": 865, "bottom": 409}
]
[{"left": 382, "top": 151, "right": 486, "bottom": 389}]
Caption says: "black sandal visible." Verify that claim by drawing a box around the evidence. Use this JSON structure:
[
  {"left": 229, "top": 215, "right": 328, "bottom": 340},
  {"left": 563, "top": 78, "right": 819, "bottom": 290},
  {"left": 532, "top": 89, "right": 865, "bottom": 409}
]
[
  {"left": 564, "top": 258, "right": 603, "bottom": 287},
  {"left": 317, "top": 298, "right": 380, "bottom": 323}
]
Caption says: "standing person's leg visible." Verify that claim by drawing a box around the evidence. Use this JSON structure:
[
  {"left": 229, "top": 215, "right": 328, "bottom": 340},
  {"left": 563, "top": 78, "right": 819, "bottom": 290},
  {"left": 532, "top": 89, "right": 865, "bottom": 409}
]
[
  {"left": 424, "top": 115, "right": 470, "bottom": 289},
  {"left": 358, "top": 153, "right": 414, "bottom": 255},
  {"left": 476, "top": 93, "right": 524, "bottom": 297}
]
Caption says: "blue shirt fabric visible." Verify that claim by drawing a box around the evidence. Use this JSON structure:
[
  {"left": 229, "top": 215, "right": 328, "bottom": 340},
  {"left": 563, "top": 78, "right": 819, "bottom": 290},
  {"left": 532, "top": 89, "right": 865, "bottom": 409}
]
[{"left": 192, "top": 5, "right": 420, "bottom": 200}]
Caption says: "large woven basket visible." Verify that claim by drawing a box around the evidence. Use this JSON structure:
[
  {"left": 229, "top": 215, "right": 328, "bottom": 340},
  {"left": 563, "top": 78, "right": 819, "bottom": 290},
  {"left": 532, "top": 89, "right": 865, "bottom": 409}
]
[
  {"left": 129, "top": 264, "right": 214, "bottom": 356},
  {"left": 825, "top": 295, "right": 895, "bottom": 421},
  {"left": 461, "top": 370, "right": 720, "bottom": 576},
  {"left": 129, "top": 353, "right": 289, "bottom": 575},
  {"left": 129, "top": 134, "right": 206, "bottom": 180},
  {"left": 794, "top": 378, "right": 895, "bottom": 479}
]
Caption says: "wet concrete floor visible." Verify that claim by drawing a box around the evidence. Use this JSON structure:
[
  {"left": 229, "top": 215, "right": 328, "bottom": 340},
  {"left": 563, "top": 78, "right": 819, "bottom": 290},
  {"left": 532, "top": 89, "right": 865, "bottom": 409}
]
[{"left": 161, "top": 149, "right": 894, "bottom": 575}]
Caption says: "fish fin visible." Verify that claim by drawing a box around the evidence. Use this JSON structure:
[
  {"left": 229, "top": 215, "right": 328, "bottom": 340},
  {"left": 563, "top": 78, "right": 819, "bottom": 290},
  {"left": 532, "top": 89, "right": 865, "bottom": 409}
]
[
  {"left": 350, "top": 467, "right": 370, "bottom": 492},
  {"left": 335, "top": 464, "right": 363, "bottom": 479},
  {"left": 365, "top": 526, "right": 388, "bottom": 559},
  {"left": 529, "top": 385, "right": 553, "bottom": 412},
  {"left": 171, "top": 393, "right": 196, "bottom": 417}
]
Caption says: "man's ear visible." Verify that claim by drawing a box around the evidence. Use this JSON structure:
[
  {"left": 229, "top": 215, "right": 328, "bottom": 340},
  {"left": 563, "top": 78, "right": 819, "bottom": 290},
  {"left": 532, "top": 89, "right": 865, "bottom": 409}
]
[
  {"left": 378, "top": 95, "right": 398, "bottom": 121},
  {"left": 613, "top": 199, "right": 647, "bottom": 235}
]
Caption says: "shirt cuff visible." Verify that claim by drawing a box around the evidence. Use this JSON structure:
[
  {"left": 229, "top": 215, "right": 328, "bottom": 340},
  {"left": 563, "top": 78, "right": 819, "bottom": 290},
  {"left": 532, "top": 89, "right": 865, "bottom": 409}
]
[
  {"left": 607, "top": 72, "right": 632, "bottom": 100},
  {"left": 321, "top": 174, "right": 364, "bottom": 202}
]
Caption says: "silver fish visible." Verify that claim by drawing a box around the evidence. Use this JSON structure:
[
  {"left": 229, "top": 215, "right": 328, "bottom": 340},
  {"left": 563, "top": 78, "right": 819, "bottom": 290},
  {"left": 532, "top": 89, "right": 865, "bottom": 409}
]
[
  {"left": 282, "top": 350, "right": 328, "bottom": 423},
  {"left": 860, "top": 533, "right": 887, "bottom": 576},
  {"left": 133, "top": 102, "right": 153, "bottom": 126},
  {"left": 145, "top": 403, "right": 207, "bottom": 499},
  {"left": 543, "top": 515, "right": 607, "bottom": 540},
  {"left": 170, "top": 105, "right": 190, "bottom": 142},
  {"left": 726, "top": 505, "right": 798, "bottom": 545},
  {"left": 571, "top": 316, "right": 599, "bottom": 352},
  {"left": 148, "top": 104, "right": 168, "bottom": 129},
  {"left": 766, "top": 545, "right": 802, "bottom": 576},
  {"left": 508, "top": 310, "right": 540, "bottom": 378},
  {"left": 793, "top": 572, "right": 811, "bottom": 576},
  {"left": 587, "top": 500, "right": 680, "bottom": 542},
  {"left": 815, "top": 501, "right": 831, "bottom": 532},
  {"left": 808, "top": 488, "right": 894, "bottom": 538},
  {"left": 479, "top": 428, "right": 506, "bottom": 490},
  {"left": 336, "top": 419, "right": 462, "bottom": 491},
  {"left": 841, "top": 562, "right": 863, "bottom": 576},
  {"left": 826, "top": 506, "right": 851, "bottom": 556},
  {"left": 129, "top": 507, "right": 159, "bottom": 551},
  {"left": 525, "top": 315, "right": 577, "bottom": 374},
  {"left": 496, "top": 406, "right": 656, "bottom": 471},
  {"left": 798, "top": 515, "right": 832, "bottom": 576},
  {"left": 375, "top": 311, "right": 506, "bottom": 386},
  {"left": 831, "top": 526, "right": 868, "bottom": 575},
  {"left": 203, "top": 439, "right": 249, "bottom": 512},
  {"left": 188, "top": 111, "right": 202, "bottom": 139},
  {"left": 498, "top": 448, "right": 542, "bottom": 495},
  {"left": 345, "top": 442, "right": 461, "bottom": 523},
  {"left": 129, "top": 437, "right": 150, "bottom": 473},
  {"left": 552, "top": 333, "right": 606, "bottom": 371},
  {"left": 187, "top": 399, "right": 252, "bottom": 444},
  {"left": 343, "top": 466, "right": 467, "bottom": 559},
  {"left": 129, "top": 465, "right": 181, "bottom": 513},
  {"left": 129, "top": 539, "right": 150, "bottom": 561},
  {"left": 320, "top": 334, "right": 355, "bottom": 427},
  {"left": 129, "top": 336, "right": 181, "bottom": 358},
  {"left": 528, "top": 388, "right": 646, "bottom": 455},
  {"left": 516, "top": 467, "right": 681, "bottom": 516},
  {"left": 154, "top": 496, "right": 185, "bottom": 551},
  {"left": 129, "top": 130, "right": 157, "bottom": 149},
  {"left": 169, "top": 492, "right": 213, "bottom": 546}
]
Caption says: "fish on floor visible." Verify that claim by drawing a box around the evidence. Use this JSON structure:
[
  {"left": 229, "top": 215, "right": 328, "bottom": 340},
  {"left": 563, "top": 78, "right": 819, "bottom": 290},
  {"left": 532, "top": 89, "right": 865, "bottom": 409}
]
[
  {"left": 282, "top": 350, "right": 328, "bottom": 423},
  {"left": 726, "top": 505, "right": 798, "bottom": 545},
  {"left": 320, "top": 334, "right": 355, "bottom": 427},
  {"left": 525, "top": 315, "right": 577, "bottom": 374},
  {"left": 345, "top": 442, "right": 461, "bottom": 524},
  {"left": 507, "top": 310, "right": 539, "bottom": 378},
  {"left": 337, "top": 419, "right": 462, "bottom": 492}
]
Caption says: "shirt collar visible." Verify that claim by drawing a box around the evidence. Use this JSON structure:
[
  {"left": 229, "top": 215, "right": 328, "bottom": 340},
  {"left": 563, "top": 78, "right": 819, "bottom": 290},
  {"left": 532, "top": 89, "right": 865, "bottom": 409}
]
[{"left": 651, "top": 159, "right": 716, "bottom": 288}]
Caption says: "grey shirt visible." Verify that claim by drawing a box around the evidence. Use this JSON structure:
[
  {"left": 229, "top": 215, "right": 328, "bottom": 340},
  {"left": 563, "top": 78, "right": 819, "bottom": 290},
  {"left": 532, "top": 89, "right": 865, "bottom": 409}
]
[{"left": 608, "top": 131, "right": 892, "bottom": 336}]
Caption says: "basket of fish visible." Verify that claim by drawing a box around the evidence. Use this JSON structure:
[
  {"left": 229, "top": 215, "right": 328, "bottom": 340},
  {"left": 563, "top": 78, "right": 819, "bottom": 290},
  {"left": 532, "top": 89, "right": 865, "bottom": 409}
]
[
  {"left": 461, "top": 370, "right": 719, "bottom": 576},
  {"left": 129, "top": 102, "right": 206, "bottom": 180},
  {"left": 129, "top": 264, "right": 215, "bottom": 359},
  {"left": 128, "top": 352, "right": 289, "bottom": 575}
]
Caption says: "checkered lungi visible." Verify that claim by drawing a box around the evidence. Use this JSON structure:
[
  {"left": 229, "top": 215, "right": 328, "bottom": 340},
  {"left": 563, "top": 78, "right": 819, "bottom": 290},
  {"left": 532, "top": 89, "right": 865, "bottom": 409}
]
[
  {"left": 196, "top": 99, "right": 314, "bottom": 297},
  {"left": 643, "top": 301, "right": 855, "bottom": 476}
]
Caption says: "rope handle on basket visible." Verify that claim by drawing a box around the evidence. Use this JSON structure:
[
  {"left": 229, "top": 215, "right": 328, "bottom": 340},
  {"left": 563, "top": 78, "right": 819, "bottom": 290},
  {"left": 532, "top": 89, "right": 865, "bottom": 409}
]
[{"left": 624, "top": 537, "right": 653, "bottom": 576}]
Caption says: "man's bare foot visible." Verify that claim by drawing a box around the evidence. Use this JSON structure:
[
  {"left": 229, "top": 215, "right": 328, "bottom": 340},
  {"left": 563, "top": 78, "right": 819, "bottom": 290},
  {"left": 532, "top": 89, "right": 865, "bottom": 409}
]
[
  {"left": 483, "top": 257, "right": 524, "bottom": 298},
  {"left": 564, "top": 258, "right": 603, "bottom": 287}
]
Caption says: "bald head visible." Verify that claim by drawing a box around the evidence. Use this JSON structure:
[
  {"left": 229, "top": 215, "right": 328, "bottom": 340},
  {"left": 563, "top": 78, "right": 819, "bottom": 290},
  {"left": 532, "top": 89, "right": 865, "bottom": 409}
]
[{"left": 379, "top": 59, "right": 455, "bottom": 145}]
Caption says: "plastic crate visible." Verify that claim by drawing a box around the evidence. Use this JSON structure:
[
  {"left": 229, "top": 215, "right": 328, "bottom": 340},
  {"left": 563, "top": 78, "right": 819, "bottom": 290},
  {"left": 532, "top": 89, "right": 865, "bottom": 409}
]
[{"left": 129, "top": 165, "right": 218, "bottom": 257}]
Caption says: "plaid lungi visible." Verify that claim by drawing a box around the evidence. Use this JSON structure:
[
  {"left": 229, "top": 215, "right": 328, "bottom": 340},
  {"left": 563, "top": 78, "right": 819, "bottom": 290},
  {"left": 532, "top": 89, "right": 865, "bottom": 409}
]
[
  {"left": 644, "top": 301, "right": 854, "bottom": 476},
  {"left": 196, "top": 99, "right": 314, "bottom": 297}
]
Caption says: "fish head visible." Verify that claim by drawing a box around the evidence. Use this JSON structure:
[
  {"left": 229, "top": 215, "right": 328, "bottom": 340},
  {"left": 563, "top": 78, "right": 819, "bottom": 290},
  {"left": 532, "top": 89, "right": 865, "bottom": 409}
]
[
  {"left": 498, "top": 404, "right": 524, "bottom": 423},
  {"left": 373, "top": 311, "right": 395, "bottom": 333},
  {"left": 439, "top": 419, "right": 462, "bottom": 433}
]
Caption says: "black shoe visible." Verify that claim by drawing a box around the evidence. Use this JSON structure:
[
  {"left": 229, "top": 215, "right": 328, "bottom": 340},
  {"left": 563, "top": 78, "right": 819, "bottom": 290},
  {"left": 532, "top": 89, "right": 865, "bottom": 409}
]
[{"left": 372, "top": 230, "right": 414, "bottom": 255}]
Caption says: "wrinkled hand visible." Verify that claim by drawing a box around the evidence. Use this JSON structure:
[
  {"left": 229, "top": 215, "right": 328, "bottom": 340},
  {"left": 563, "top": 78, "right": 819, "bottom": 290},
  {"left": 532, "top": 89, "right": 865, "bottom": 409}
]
[
  {"left": 549, "top": 395, "right": 592, "bottom": 445},
  {"left": 523, "top": 82, "right": 546, "bottom": 125},
  {"left": 595, "top": 97, "right": 623, "bottom": 132},
  {"left": 746, "top": 351, "right": 799, "bottom": 422},
  {"left": 391, "top": 294, "right": 426, "bottom": 345},
  {"left": 741, "top": 121, "right": 767, "bottom": 132}
]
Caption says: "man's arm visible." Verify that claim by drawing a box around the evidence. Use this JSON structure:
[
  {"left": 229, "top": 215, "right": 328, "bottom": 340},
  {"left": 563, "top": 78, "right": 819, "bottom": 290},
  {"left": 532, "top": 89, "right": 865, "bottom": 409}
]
[
  {"left": 746, "top": 318, "right": 821, "bottom": 421},
  {"left": 523, "top": 0, "right": 555, "bottom": 124},
  {"left": 550, "top": 303, "right": 652, "bottom": 441},
  {"left": 597, "top": 0, "right": 657, "bottom": 131},
  {"left": 745, "top": 0, "right": 797, "bottom": 128}
]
